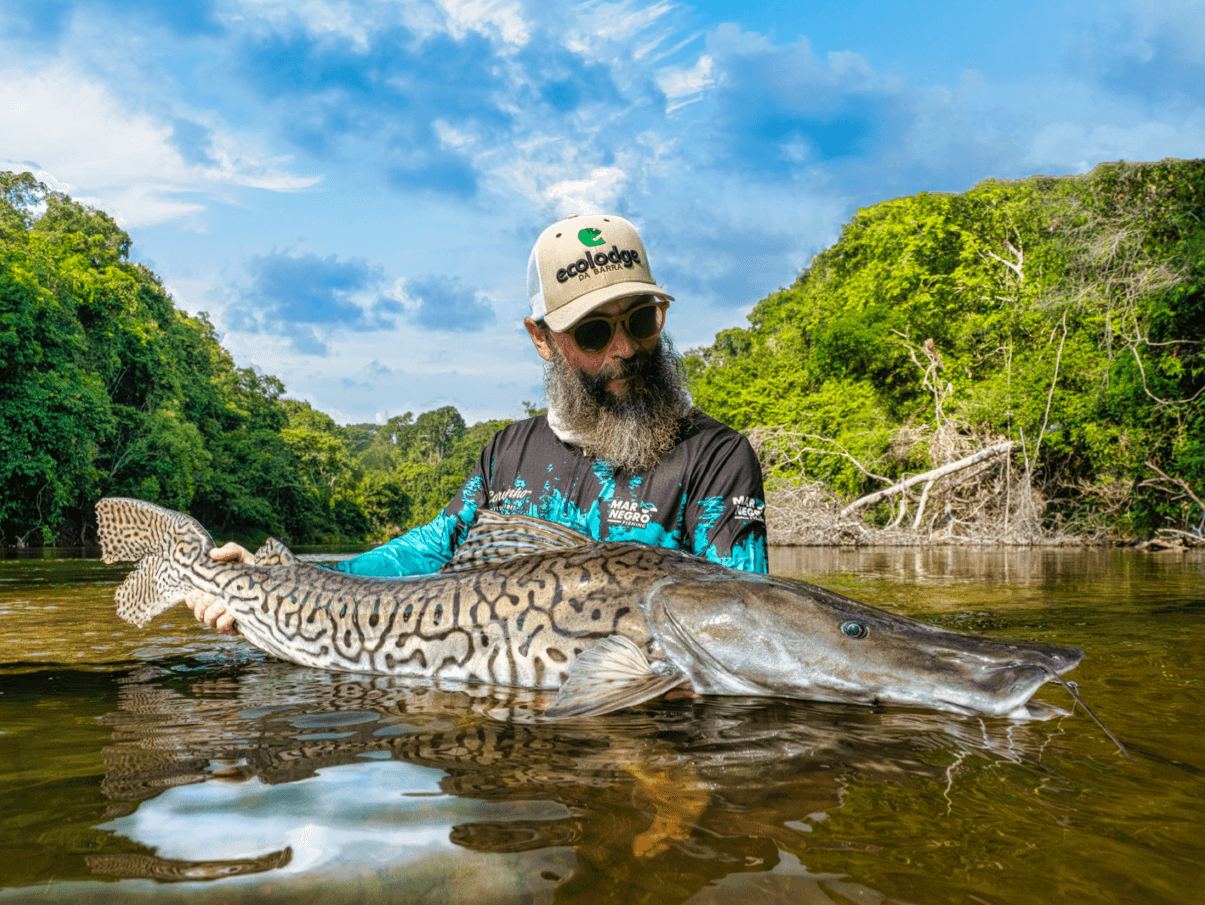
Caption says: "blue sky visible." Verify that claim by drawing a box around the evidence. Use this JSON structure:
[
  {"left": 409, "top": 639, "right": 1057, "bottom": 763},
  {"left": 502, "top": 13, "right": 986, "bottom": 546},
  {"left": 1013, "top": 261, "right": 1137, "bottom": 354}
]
[{"left": 2, "top": 0, "right": 1202, "bottom": 425}]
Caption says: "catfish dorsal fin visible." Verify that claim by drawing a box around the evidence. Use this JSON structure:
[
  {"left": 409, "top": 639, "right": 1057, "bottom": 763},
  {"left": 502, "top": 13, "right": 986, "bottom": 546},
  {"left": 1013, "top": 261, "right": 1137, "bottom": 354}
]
[
  {"left": 544, "top": 635, "right": 687, "bottom": 720},
  {"left": 254, "top": 538, "right": 299, "bottom": 566},
  {"left": 442, "top": 511, "right": 594, "bottom": 573}
]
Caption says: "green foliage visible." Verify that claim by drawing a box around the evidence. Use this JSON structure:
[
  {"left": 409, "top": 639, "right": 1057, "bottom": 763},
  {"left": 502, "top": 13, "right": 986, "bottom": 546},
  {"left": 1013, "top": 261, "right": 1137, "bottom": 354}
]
[
  {"left": 688, "top": 159, "right": 1205, "bottom": 538},
  {"left": 340, "top": 413, "right": 512, "bottom": 540},
  {"left": 0, "top": 172, "right": 524, "bottom": 547},
  {"left": 10, "top": 160, "right": 1198, "bottom": 546}
]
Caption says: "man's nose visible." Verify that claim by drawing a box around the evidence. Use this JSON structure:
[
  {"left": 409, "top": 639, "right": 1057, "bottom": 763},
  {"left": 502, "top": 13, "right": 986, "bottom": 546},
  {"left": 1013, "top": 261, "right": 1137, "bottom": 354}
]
[{"left": 605, "top": 323, "right": 637, "bottom": 358}]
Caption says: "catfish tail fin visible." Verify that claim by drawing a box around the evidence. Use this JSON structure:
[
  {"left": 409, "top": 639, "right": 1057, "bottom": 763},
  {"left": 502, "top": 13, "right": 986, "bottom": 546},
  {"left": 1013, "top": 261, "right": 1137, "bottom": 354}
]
[
  {"left": 96, "top": 497, "right": 215, "bottom": 628},
  {"left": 95, "top": 497, "right": 213, "bottom": 564}
]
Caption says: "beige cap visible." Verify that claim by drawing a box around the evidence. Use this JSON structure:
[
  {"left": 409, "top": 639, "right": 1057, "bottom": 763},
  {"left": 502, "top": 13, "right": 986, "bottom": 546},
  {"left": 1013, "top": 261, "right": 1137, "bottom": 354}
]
[{"left": 526, "top": 214, "right": 673, "bottom": 331}]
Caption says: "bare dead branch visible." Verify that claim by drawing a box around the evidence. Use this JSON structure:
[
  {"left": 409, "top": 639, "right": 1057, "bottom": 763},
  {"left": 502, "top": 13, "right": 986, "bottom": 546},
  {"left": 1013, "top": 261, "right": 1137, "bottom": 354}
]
[
  {"left": 1142, "top": 461, "right": 1205, "bottom": 536},
  {"left": 1032, "top": 311, "right": 1067, "bottom": 465},
  {"left": 839, "top": 441, "right": 1015, "bottom": 516}
]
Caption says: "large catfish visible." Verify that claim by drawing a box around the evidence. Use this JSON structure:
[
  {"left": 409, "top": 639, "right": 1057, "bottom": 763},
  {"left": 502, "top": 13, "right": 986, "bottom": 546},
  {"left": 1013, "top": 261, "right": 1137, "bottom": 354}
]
[{"left": 95, "top": 497, "right": 1122, "bottom": 746}]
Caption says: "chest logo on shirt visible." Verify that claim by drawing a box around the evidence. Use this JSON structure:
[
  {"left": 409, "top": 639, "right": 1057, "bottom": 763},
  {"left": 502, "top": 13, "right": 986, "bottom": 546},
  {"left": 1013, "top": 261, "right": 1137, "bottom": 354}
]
[
  {"left": 732, "top": 496, "right": 765, "bottom": 522},
  {"left": 608, "top": 499, "right": 657, "bottom": 527},
  {"left": 492, "top": 487, "right": 532, "bottom": 510}
]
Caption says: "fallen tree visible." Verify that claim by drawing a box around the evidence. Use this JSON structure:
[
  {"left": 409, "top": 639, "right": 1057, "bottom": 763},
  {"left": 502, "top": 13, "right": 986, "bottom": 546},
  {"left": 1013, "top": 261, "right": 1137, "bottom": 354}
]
[
  {"left": 839, "top": 441, "right": 1015, "bottom": 518},
  {"left": 751, "top": 425, "right": 1078, "bottom": 546}
]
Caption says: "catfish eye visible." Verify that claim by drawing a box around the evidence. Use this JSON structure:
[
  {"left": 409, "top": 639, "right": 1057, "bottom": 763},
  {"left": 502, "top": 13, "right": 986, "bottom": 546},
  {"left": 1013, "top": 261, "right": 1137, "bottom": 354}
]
[{"left": 841, "top": 621, "right": 868, "bottom": 639}]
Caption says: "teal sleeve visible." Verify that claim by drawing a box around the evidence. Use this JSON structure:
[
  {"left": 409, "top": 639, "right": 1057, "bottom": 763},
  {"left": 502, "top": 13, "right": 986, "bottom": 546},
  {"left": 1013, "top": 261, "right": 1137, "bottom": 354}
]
[
  {"left": 332, "top": 511, "right": 461, "bottom": 577},
  {"left": 710, "top": 528, "right": 768, "bottom": 573},
  {"left": 332, "top": 473, "right": 488, "bottom": 577}
]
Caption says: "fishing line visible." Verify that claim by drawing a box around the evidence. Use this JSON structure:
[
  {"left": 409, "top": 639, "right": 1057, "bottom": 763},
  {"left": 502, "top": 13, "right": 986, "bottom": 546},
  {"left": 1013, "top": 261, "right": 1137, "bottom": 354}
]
[{"left": 1047, "top": 671, "right": 1133, "bottom": 760}]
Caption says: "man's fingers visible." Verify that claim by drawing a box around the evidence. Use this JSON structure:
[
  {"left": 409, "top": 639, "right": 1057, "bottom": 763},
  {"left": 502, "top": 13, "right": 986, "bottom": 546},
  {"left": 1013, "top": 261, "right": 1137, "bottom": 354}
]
[
  {"left": 186, "top": 589, "right": 208, "bottom": 620},
  {"left": 185, "top": 589, "right": 238, "bottom": 635},
  {"left": 211, "top": 541, "right": 254, "bottom": 563},
  {"left": 201, "top": 599, "right": 237, "bottom": 634},
  {"left": 212, "top": 605, "right": 238, "bottom": 635}
]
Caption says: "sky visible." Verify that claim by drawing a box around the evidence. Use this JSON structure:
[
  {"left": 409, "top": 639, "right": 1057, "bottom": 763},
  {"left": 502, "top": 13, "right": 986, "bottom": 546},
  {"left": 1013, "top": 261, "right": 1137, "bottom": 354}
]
[{"left": 2, "top": 0, "right": 1202, "bottom": 426}]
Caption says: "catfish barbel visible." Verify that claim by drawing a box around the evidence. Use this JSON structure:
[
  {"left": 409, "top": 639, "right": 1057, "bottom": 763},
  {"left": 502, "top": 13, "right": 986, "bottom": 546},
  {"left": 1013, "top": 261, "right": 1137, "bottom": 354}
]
[{"left": 95, "top": 497, "right": 1127, "bottom": 751}]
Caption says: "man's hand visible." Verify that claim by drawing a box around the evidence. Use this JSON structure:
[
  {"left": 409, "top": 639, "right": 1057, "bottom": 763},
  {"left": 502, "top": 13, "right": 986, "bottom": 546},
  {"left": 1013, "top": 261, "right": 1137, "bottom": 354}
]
[{"left": 186, "top": 541, "right": 254, "bottom": 635}]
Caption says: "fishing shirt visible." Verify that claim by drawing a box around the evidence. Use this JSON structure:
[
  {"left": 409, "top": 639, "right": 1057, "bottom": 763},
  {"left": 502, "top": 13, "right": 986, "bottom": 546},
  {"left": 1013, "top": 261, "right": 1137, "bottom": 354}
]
[{"left": 335, "top": 411, "right": 767, "bottom": 577}]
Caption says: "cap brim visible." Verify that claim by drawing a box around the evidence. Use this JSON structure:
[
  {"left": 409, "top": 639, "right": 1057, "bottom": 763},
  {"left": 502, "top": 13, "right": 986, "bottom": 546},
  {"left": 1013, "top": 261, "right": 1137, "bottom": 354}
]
[{"left": 543, "top": 281, "right": 674, "bottom": 331}]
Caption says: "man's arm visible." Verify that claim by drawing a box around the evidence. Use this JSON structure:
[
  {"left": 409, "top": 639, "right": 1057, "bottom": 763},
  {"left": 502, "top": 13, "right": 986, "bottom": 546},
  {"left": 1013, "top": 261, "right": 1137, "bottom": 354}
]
[
  {"left": 686, "top": 426, "right": 768, "bottom": 574},
  {"left": 188, "top": 437, "right": 496, "bottom": 632},
  {"left": 330, "top": 508, "right": 466, "bottom": 576},
  {"left": 333, "top": 454, "right": 491, "bottom": 576}
]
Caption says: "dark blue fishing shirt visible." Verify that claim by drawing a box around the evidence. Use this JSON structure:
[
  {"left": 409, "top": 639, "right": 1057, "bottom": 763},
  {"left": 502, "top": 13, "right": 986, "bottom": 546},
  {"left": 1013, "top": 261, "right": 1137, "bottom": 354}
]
[{"left": 334, "top": 411, "right": 767, "bottom": 576}]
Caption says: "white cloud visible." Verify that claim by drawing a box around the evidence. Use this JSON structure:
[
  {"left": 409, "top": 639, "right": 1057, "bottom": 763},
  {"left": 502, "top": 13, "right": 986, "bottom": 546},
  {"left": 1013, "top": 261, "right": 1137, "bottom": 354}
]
[
  {"left": 436, "top": 0, "right": 531, "bottom": 46},
  {"left": 1117, "top": 0, "right": 1205, "bottom": 57},
  {"left": 432, "top": 119, "right": 476, "bottom": 150},
  {"left": 656, "top": 54, "right": 714, "bottom": 111},
  {"left": 562, "top": 0, "right": 677, "bottom": 61},
  {"left": 233, "top": 0, "right": 533, "bottom": 47},
  {"left": 542, "top": 166, "right": 630, "bottom": 216},
  {"left": 225, "top": 0, "right": 394, "bottom": 46},
  {"left": 1028, "top": 119, "right": 1205, "bottom": 173},
  {"left": 0, "top": 64, "right": 318, "bottom": 226}
]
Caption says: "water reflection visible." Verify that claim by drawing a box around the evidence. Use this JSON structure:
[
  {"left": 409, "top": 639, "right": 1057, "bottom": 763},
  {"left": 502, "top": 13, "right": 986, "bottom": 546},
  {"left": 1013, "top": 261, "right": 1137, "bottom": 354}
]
[
  {"left": 90, "top": 659, "right": 1077, "bottom": 901},
  {"left": 84, "top": 848, "right": 293, "bottom": 882},
  {"left": 769, "top": 544, "right": 1205, "bottom": 591},
  {"left": 2, "top": 547, "right": 1201, "bottom": 903}
]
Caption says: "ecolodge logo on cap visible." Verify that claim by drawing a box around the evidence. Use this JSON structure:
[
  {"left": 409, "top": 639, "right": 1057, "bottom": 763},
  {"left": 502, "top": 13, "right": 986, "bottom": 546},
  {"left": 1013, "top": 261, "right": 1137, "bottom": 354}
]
[
  {"left": 556, "top": 228, "right": 644, "bottom": 284},
  {"left": 528, "top": 214, "right": 671, "bottom": 331}
]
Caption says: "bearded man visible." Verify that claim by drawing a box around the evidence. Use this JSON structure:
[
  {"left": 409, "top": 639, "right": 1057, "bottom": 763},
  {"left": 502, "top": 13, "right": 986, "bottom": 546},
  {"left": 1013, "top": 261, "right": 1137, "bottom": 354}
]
[{"left": 191, "top": 214, "right": 766, "bottom": 634}]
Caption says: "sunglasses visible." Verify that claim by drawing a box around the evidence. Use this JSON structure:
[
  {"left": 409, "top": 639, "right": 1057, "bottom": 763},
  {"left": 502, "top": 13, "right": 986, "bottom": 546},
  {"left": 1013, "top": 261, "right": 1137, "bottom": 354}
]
[{"left": 566, "top": 299, "right": 669, "bottom": 354}]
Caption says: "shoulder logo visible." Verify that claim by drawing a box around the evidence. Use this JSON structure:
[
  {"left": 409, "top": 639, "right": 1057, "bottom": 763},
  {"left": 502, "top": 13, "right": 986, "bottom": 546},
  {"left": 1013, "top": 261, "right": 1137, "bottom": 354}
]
[
  {"left": 732, "top": 495, "right": 765, "bottom": 522},
  {"left": 578, "top": 228, "right": 605, "bottom": 247}
]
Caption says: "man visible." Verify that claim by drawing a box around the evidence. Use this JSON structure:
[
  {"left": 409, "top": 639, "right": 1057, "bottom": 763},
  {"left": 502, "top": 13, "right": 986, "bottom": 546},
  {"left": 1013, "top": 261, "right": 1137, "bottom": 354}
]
[{"left": 192, "top": 214, "right": 766, "bottom": 633}]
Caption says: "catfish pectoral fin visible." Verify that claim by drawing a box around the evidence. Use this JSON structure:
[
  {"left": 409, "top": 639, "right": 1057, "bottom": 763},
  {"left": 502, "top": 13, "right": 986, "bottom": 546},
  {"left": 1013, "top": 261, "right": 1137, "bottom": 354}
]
[{"left": 544, "top": 635, "right": 687, "bottom": 720}]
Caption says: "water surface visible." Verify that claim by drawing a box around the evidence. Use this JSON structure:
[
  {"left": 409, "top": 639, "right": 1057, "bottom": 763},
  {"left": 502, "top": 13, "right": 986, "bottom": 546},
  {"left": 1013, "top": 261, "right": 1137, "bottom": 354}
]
[{"left": 1, "top": 546, "right": 1201, "bottom": 903}]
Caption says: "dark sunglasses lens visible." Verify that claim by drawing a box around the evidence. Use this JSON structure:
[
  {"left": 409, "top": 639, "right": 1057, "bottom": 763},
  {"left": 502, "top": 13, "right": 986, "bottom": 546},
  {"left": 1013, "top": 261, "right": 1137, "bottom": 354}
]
[
  {"left": 627, "top": 304, "right": 663, "bottom": 339},
  {"left": 573, "top": 320, "right": 613, "bottom": 353}
]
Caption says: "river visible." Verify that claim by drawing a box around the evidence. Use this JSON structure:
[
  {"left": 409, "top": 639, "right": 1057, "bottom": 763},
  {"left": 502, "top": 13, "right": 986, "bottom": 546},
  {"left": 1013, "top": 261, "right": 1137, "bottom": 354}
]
[{"left": 0, "top": 545, "right": 1201, "bottom": 903}]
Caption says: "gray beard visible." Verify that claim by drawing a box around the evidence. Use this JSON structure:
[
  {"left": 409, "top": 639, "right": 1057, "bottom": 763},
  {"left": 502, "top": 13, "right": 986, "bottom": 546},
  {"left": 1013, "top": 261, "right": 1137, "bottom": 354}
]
[{"left": 544, "top": 337, "right": 693, "bottom": 474}]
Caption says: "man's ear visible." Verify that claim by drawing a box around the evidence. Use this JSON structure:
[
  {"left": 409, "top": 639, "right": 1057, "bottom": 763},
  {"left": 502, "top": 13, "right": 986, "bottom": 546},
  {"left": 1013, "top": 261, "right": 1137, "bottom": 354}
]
[{"left": 524, "top": 317, "right": 555, "bottom": 362}]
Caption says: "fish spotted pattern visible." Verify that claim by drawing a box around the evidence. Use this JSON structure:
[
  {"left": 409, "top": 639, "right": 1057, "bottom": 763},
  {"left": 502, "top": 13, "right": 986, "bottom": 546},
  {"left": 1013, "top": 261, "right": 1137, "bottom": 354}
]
[{"left": 96, "top": 496, "right": 1103, "bottom": 725}]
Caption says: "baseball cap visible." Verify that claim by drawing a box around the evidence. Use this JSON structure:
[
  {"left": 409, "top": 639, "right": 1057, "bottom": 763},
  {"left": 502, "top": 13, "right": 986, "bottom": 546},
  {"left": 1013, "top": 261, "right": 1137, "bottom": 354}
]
[{"left": 526, "top": 214, "right": 674, "bottom": 331}]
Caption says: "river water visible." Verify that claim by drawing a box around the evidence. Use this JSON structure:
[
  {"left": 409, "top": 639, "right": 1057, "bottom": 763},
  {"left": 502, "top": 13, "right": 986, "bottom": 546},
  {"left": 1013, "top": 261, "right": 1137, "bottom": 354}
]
[{"left": 0, "top": 546, "right": 1201, "bottom": 904}]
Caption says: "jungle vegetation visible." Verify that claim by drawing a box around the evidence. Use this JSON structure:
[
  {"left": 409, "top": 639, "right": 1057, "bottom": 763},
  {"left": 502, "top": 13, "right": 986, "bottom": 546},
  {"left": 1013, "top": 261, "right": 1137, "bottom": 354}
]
[
  {"left": 0, "top": 170, "right": 510, "bottom": 548},
  {"left": 685, "top": 158, "right": 1204, "bottom": 544},
  {"left": 1, "top": 160, "right": 1201, "bottom": 548}
]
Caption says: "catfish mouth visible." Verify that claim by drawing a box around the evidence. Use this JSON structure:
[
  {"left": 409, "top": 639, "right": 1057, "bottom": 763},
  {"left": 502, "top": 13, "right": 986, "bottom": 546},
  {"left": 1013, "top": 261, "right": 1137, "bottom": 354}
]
[
  {"left": 926, "top": 644, "right": 1085, "bottom": 718},
  {"left": 931, "top": 664, "right": 1063, "bottom": 718}
]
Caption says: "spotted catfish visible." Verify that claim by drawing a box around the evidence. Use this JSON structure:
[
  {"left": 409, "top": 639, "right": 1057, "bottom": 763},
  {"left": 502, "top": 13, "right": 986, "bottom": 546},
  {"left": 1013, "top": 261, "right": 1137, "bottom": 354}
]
[{"left": 95, "top": 497, "right": 1118, "bottom": 739}]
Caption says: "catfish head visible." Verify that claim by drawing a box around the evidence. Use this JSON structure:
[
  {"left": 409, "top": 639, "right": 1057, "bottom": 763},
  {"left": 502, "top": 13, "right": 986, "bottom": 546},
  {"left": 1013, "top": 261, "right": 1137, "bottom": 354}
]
[{"left": 643, "top": 573, "right": 1083, "bottom": 719}]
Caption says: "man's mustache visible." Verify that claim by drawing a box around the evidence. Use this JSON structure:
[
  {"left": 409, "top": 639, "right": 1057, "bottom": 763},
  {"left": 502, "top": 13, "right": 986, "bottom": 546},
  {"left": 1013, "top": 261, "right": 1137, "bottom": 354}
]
[{"left": 579, "top": 349, "right": 657, "bottom": 399}]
